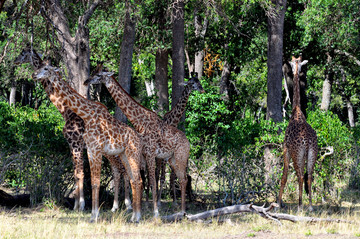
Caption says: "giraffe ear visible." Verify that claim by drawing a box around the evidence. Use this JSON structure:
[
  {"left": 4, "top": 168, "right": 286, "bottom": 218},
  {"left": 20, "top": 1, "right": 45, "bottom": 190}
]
[
  {"left": 301, "top": 60, "right": 308, "bottom": 66},
  {"left": 179, "top": 81, "right": 188, "bottom": 86},
  {"left": 106, "top": 72, "right": 114, "bottom": 77}
]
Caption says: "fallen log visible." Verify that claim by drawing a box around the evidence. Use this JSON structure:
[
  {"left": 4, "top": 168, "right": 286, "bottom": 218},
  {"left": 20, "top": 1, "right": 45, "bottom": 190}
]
[
  {"left": 161, "top": 203, "right": 354, "bottom": 225},
  {"left": 0, "top": 189, "right": 30, "bottom": 207},
  {"left": 268, "top": 212, "right": 353, "bottom": 224}
]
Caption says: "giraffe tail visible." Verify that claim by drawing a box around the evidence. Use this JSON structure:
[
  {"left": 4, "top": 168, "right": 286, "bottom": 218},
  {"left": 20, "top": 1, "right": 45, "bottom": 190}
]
[{"left": 304, "top": 172, "right": 309, "bottom": 195}]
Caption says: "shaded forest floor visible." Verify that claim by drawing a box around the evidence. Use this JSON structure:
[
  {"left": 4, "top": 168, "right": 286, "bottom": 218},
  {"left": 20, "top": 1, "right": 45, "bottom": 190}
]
[{"left": 0, "top": 187, "right": 360, "bottom": 238}]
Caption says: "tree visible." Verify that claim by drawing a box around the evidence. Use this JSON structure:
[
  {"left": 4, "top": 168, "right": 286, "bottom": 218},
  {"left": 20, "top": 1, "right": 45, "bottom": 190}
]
[
  {"left": 299, "top": 0, "right": 360, "bottom": 115},
  {"left": 193, "top": 5, "right": 208, "bottom": 79},
  {"left": 265, "top": 0, "right": 286, "bottom": 122},
  {"left": 114, "top": 1, "right": 137, "bottom": 123},
  {"left": 171, "top": 0, "right": 185, "bottom": 124},
  {"left": 42, "top": 0, "right": 100, "bottom": 97},
  {"left": 263, "top": 0, "right": 286, "bottom": 184},
  {"left": 154, "top": 0, "right": 171, "bottom": 114}
]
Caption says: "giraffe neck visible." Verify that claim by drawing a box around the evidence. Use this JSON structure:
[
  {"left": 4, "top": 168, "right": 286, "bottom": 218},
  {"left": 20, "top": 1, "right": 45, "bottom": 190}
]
[
  {"left": 45, "top": 72, "right": 103, "bottom": 123},
  {"left": 39, "top": 78, "right": 67, "bottom": 116},
  {"left": 292, "top": 65, "right": 301, "bottom": 111},
  {"left": 291, "top": 65, "right": 306, "bottom": 122},
  {"left": 163, "top": 85, "right": 192, "bottom": 127},
  {"left": 105, "top": 76, "right": 159, "bottom": 133}
]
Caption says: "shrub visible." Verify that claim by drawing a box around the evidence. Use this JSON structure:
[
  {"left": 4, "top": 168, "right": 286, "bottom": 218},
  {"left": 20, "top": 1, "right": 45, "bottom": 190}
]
[{"left": 0, "top": 101, "right": 72, "bottom": 205}]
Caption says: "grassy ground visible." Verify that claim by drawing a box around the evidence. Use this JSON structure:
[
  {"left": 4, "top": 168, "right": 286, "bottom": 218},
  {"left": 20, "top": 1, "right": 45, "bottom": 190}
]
[{"left": 0, "top": 197, "right": 359, "bottom": 239}]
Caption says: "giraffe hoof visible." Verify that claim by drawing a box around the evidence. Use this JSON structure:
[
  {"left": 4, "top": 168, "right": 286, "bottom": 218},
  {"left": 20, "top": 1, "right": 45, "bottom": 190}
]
[
  {"left": 153, "top": 210, "right": 160, "bottom": 218},
  {"left": 130, "top": 212, "right": 141, "bottom": 223},
  {"left": 79, "top": 201, "right": 85, "bottom": 211},
  {"left": 90, "top": 212, "right": 100, "bottom": 223}
]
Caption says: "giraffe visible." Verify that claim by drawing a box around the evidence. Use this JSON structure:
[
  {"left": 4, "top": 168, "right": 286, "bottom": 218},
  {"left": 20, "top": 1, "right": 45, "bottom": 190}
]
[
  {"left": 14, "top": 47, "right": 132, "bottom": 213},
  {"left": 159, "top": 72, "right": 204, "bottom": 204},
  {"left": 163, "top": 73, "right": 205, "bottom": 127},
  {"left": 278, "top": 56, "right": 318, "bottom": 211},
  {"left": 85, "top": 71, "right": 190, "bottom": 217},
  {"left": 14, "top": 47, "right": 86, "bottom": 211},
  {"left": 32, "top": 63, "right": 143, "bottom": 222}
]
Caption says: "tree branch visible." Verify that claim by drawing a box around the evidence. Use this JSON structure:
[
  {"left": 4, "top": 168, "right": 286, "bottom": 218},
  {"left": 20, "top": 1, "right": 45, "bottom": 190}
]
[
  {"left": 161, "top": 203, "right": 353, "bottom": 225},
  {"left": 81, "top": 0, "right": 101, "bottom": 26},
  {"left": 334, "top": 49, "right": 360, "bottom": 66}
]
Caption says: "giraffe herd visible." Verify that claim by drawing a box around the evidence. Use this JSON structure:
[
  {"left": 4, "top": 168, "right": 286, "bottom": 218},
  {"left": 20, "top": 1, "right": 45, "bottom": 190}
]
[{"left": 16, "top": 46, "right": 318, "bottom": 222}]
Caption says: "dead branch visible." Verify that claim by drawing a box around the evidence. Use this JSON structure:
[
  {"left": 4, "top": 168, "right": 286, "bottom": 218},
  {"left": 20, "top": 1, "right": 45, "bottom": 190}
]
[
  {"left": 161, "top": 203, "right": 353, "bottom": 225},
  {"left": 267, "top": 212, "right": 353, "bottom": 224},
  {"left": 334, "top": 49, "right": 360, "bottom": 66}
]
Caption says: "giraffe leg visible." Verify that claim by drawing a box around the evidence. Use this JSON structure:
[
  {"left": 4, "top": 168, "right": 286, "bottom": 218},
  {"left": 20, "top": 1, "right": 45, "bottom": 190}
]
[
  {"left": 169, "top": 160, "right": 188, "bottom": 213},
  {"left": 278, "top": 146, "right": 290, "bottom": 208},
  {"left": 170, "top": 170, "right": 177, "bottom": 206},
  {"left": 297, "top": 173, "right": 304, "bottom": 212},
  {"left": 169, "top": 141, "right": 189, "bottom": 213},
  {"left": 88, "top": 150, "right": 102, "bottom": 223},
  {"left": 124, "top": 173, "right": 133, "bottom": 211},
  {"left": 157, "top": 158, "right": 166, "bottom": 207},
  {"left": 77, "top": 142, "right": 85, "bottom": 211},
  {"left": 306, "top": 146, "right": 317, "bottom": 212},
  {"left": 109, "top": 160, "right": 121, "bottom": 212},
  {"left": 123, "top": 147, "right": 142, "bottom": 223},
  {"left": 147, "top": 154, "right": 159, "bottom": 218},
  {"left": 140, "top": 154, "right": 149, "bottom": 203},
  {"left": 71, "top": 144, "right": 85, "bottom": 211},
  {"left": 294, "top": 153, "right": 305, "bottom": 212}
]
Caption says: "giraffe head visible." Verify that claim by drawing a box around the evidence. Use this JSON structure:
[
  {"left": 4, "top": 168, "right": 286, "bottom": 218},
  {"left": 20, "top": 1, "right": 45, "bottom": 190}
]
[
  {"left": 32, "top": 63, "right": 59, "bottom": 82},
  {"left": 181, "top": 73, "right": 205, "bottom": 93},
  {"left": 14, "top": 46, "right": 43, "bottom": 67},
  {"left": 289, "top": 56, "right": 308, "bottom": 76},
  {"left": 84, "top": 71, "right": 114, "bottom": 86}
]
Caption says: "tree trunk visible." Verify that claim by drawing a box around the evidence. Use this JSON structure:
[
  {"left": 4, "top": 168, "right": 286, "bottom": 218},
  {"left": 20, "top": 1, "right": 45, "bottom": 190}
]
[
  {"left": 346, "top": 100, "right": 355, "bottom": 127},
  {"left": 264, "top": 0, "right": 286, "bottom": 184},
  {"left": 145, "top": 80, "right": 155, "bottom": 96},
  {"left": 43, "top": 0, "right": 99, "bottom": 97},
  {"left": 320, "top": 53, "right": 334, "bottom": 111},
  {"left": 219, "top": 61, "right": 231, "bottom": 100},
  {"left": 265, "top": 0, "right": 286, "bottom": 123},
  {"left": 21, "top": 81, "right": 32, "bottom": 106},
  {"left": 194, "top": 7, "right": 208, "bottom": 79},
  {"left": 194, "top": 50, "right": 204, "bottom": 79},
  {"left": 114, "top": 5, "right": 136, "bottom": 123},
  {"left": 320, "top": 74, "right": 333, "bottom": 111},
  {"left": 155, "top": 48, "right": 169, "bottom": 115},
  {"left": 171, "top": 0, "right": 185, "bottom": 114},
  {"left": 9, "top": 80, "right": 16, "bottom": 106}
]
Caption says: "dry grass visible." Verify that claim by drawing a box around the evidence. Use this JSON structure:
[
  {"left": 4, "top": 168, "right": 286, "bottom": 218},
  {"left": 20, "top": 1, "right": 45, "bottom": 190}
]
[{"left": 0, "top": 199, "right": 359, "bottom": 239}]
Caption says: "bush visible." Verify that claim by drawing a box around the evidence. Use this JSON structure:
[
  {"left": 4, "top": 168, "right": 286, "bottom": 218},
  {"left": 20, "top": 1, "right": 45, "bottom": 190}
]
[
  {"left": 0, "top": 101, "right": 72, "bottom": 205},
  {"left": 185, "top": 86, "right": 356, "bottom": 206},
  {"left": 307, "top": 109, "right": 354, "bottom": 203}
]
